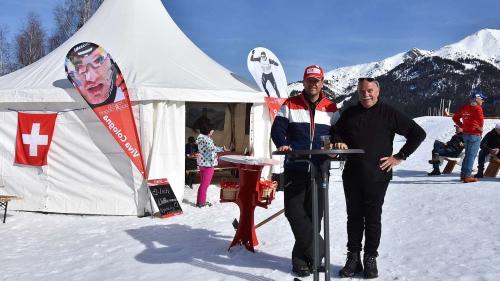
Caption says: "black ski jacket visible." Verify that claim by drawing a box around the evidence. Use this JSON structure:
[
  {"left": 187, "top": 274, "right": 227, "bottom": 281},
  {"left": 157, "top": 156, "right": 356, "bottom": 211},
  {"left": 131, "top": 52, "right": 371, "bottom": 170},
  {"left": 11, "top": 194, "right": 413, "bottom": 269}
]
[
  {"left": 480, "top": 129, "right": 500, "bottom": 154},
  {"left": 446, "top": 133, "right": 465, "bottom": 153},
  {"left": 331, "top": 102, "right": 426, "bottom": 182}
]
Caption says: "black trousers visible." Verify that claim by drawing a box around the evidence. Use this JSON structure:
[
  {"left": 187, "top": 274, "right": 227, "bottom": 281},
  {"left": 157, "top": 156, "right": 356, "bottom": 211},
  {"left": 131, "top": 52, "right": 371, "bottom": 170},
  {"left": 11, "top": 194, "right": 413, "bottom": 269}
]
[
  {"left": 477, "top": 149, "right": 491, "bottom": 170},
  {"left": 343, "top": 178, "right": 389, "bottom": 256},
  {"left": 284, "top": 170, "right": 325, "bottom": 262},
  {"left": 261, "top": 72, "right": 280, "bottom": 97}
]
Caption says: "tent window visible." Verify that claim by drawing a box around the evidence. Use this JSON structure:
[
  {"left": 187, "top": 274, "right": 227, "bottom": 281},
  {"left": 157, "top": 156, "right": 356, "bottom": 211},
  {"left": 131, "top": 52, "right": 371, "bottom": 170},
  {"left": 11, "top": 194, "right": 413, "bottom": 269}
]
[{"left": 186, "top": 103, "right": 226, "bottom": 131}]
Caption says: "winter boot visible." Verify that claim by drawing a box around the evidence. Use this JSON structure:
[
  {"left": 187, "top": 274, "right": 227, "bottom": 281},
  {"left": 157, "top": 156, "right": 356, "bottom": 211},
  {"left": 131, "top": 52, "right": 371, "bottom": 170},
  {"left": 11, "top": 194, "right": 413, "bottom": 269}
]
[
  {"left": 427, "top": 169, "right": 441, "bottom": 176},
  {"left": 474, "top": 169, "right": 484, "bottom": 178},
  {"left": 292, "top": 257, "right": 310, "bottom": 277},
  {"left": 339, "top": 252, "right": 363, "bottom": 278},
  {"left": 363, "top": 254, "right": 378, "bottom": 279},
  {"left": 463, "top": 176, "right": 479, "bottom": 183},
  {"left": 428, "top": 152, "right": 440, "bottom": 164}
]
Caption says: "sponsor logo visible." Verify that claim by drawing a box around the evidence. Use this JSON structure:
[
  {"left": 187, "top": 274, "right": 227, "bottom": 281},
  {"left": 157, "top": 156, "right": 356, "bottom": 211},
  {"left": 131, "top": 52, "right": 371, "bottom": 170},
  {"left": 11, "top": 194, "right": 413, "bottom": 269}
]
[
  {"left": 73, "top": 43, "right": 90, "bottom": 52},
  {"left": 306, "top": 68, "right": 321, "bottom": 74}
]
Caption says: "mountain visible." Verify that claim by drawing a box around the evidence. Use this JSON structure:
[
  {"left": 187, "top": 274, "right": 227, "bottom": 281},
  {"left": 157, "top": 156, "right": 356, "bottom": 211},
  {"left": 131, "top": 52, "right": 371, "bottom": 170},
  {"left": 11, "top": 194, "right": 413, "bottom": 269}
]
[{"left": 289, "top": 28, "right": 500, "bottom": 117}]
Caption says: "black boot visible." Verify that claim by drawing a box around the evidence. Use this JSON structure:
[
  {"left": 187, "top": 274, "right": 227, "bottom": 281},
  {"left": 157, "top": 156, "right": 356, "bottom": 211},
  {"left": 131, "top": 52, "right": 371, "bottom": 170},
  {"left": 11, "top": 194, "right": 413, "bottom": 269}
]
[
  {"left": 339, "top": 252, "right": 363, "bottom": 278},
  {"left": 474, "top": 169, "right": 484, "bottom": 178},
  {"left": 363, "top": 254, "right": 378, "bottom": 279},
  {"left": 292, "top": 257, "right": 310, "bottom": 277},
  {"left": 427, "top": 169, "right": 441, "bottom": 176}
]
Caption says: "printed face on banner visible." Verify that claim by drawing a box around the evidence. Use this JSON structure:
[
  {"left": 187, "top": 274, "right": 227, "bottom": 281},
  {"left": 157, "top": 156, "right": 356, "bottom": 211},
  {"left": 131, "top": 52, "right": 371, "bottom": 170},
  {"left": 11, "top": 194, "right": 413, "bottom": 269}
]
[
  {"left": 247, "top": 47, "right": 288, "bottom": 98},
  {"left": 65, "top": 42, "right": 146, "bottom": 178},
  {"left": 65, "top": 42, "right": 125, "bottom": 108}
]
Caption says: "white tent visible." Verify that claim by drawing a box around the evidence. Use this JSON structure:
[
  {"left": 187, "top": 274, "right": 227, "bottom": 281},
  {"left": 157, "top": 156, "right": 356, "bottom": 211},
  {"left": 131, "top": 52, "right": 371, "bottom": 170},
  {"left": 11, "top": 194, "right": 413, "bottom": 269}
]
[{"left": 0, "top": 0, "right": 271, "bottom": 216}]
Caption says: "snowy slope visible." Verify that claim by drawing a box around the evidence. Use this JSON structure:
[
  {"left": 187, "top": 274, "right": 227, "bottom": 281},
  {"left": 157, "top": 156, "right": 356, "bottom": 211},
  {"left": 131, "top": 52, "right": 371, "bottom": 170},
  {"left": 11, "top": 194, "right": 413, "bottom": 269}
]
[
  {"left": 434, "top": 29, "right": 500, "bottom": 68},
  {"left": 289, "top": 28, "right": 500, "bottom": 100},
  {"left": 1, "top": 117, "right": 499, "bottom": 281},
  {"left": 324, "top": 48, "right": 431, "bottom": 97}
]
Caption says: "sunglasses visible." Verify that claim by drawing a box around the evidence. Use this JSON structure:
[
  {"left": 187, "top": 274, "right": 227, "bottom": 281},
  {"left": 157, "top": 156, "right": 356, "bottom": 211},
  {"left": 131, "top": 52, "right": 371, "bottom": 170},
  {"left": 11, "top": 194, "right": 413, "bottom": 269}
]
[
  {"left": 358, "top": 77, "right": 377, "bottom": 82},
  {"left": 74, "top": 54, "right": 109, "bottom": 75}
]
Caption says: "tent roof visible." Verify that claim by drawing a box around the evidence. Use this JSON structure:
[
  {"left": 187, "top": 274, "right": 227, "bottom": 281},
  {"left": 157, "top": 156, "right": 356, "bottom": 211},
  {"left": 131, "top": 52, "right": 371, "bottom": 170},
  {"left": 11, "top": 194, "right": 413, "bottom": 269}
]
[{"left": 0, "top": 0, "right": 264, "bottom": 104}]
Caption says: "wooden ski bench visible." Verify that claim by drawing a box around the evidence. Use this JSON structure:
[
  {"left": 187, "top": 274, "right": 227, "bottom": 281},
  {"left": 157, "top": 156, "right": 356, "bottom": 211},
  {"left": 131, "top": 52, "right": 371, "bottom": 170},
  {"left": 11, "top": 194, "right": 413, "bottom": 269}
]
[
  {"left": 484, "top": 156, "right": 500, "bottom": 177},
  {"left": 0, "top": 195, "right": 22, "bottom": 223},
  {"left": 442, "top": 157, "right": 461, "bottom": 174},
  {"left": 440, "top": 152, "right": 465, "bottom": 174}
]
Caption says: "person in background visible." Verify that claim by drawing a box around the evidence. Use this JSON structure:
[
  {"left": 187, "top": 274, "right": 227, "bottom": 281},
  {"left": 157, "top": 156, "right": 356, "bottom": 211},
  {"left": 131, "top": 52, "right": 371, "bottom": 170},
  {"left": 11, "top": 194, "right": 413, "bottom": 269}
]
[
  {"left": 331, "top": 77, "right": 425, "bottom": 279},
  {"left": 474, "top": 123, "right": 500, "bottom": 178},
  {"left": 427, "top": 125, "right": 464, "bottom": 175},
  {"left": 185, "top": 136, "right": 198, "bottom": 156},
  {"left": 195, "top": 121, "right": 225, "bottom": 207},
  {"left": 271, "top": 65, "right": 339, "bottom": 277},
  {"left": 452, "top": 89, "right": 486, "bottom": 183}
]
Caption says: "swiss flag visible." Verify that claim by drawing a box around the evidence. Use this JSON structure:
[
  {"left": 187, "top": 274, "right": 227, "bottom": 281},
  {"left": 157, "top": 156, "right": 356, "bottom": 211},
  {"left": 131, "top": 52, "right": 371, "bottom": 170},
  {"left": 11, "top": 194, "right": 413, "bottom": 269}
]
[{"left": 15, "top": 113, "right": 58, "bottom": 166}]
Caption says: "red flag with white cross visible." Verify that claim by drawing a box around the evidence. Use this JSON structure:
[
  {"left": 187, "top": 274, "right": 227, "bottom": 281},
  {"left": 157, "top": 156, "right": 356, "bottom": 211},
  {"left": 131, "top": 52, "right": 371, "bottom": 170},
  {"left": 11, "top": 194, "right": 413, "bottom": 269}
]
[{"left": 15, "top": 112, "right": 58, "bottom": 166}]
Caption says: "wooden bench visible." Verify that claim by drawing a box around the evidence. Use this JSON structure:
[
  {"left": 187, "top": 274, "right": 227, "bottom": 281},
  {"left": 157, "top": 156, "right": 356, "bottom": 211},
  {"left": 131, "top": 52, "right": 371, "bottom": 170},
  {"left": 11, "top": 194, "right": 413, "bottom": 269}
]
[
  {"left": 0, "top": 195, "right": 22, "bottom": 223},
  {"left": 440, "top": 152, "right": 465, "bottom": 174},
  {"left": 484, "top": 156, "right": 500, "bottom": 177}
]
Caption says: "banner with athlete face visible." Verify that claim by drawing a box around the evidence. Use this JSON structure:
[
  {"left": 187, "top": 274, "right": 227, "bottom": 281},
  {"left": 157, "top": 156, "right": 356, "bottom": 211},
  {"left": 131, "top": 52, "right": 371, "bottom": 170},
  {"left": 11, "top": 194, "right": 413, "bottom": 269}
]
[{"left": 65, "top": 42, "right": 146, "bottom": 178}]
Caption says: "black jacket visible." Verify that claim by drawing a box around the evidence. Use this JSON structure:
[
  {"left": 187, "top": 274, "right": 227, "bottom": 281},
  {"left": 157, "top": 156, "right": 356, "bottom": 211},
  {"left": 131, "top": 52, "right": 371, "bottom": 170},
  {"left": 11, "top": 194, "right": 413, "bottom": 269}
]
[
  {"left": 446, "top": 133, "right": 465, "bottom": 153},
  {"left": 331, "top": 102, "right": 426, "bottom": 182},
  {"left": 480, "top": 129, "right": 500, "bottom": 154}
]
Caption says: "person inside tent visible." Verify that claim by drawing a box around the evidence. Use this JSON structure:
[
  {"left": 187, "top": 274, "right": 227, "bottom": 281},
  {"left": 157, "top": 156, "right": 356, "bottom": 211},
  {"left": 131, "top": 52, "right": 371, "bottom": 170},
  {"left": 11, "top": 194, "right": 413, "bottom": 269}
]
[
  {"left": 195, "top": 121, "right": 227, "bottom": 207},
  {"left": 474, "top": 123, "right": 500, "bottom": 178},
  {"left": 427, "top": 125, "right": 465, "bottom": 175},
  {"left": 66, "top": 42, "right": 125, "bottom": 108},
  {"left": 452, "top": 89, "right": 486, "bottom": 183},
  {"left": 249, "top": 49, "right": 281, "bottom": 97},
  {"left": 185, "top": 136, "right": 199, "bottom": 156}
]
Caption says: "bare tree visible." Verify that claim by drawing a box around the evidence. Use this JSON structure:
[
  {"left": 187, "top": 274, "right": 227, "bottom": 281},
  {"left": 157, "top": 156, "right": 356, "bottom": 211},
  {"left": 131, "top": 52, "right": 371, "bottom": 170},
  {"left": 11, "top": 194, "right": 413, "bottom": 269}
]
[
  {"left": 48, "top": 0, "right": 103, "bottom": 51},
  {"left": 15, "top": 13, "right": 46, "bottom": 67},
  {"left": 0, "top": 24, "right": 13, "bottom": 76}
]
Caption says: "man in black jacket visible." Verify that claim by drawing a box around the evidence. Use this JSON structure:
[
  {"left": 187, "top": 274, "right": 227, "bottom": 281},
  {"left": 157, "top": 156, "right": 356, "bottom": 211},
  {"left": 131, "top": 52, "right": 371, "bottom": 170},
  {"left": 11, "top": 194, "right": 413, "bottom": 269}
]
[
  {"left": 428, "top": 126, "right": 465, "bottom": 175},
  {"left": 331, "top": 78, "right": 426, "bottom": 279},
  {"left": 474, "top": 123, "right": 500, "bottom": 178}
]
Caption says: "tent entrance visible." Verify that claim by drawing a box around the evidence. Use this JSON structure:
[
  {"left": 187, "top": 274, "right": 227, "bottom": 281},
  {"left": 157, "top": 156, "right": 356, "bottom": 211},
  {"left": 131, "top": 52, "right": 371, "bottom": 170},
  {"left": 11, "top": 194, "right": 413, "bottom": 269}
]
[{"left": 185, "top": 102, "right": 251, "bottom": 153}]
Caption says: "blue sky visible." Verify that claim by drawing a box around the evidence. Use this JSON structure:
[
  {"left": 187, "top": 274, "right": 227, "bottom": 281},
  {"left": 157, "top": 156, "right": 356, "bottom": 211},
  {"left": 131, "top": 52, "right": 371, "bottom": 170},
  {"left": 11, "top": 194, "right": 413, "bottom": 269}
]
[{"left": 1, "top": 0, "right": 500, "bottom": 82}]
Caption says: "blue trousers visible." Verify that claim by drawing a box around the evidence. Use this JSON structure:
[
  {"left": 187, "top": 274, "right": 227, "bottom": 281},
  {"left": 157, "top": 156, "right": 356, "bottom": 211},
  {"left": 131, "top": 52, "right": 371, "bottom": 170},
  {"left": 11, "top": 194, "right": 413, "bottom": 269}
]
[{"left": 461, "top": 134, "right": 481, "bottom": 177}]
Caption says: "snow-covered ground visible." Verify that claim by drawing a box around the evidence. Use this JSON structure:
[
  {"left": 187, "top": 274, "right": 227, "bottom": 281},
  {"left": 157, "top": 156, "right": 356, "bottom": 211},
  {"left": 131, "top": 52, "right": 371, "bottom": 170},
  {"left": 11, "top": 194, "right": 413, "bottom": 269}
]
[{"left": 1, "top": 117, "right": 499, "bottom": 281}]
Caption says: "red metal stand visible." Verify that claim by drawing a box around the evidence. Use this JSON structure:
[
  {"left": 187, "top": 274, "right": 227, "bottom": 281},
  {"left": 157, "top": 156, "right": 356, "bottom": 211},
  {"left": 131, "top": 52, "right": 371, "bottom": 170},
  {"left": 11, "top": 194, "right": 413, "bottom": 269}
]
[
  {"left": 219, "top": 155, "right": 279, "bottom": 252},
  {"left": 228, "top": 163, "right": 268, "bottom": 252}
]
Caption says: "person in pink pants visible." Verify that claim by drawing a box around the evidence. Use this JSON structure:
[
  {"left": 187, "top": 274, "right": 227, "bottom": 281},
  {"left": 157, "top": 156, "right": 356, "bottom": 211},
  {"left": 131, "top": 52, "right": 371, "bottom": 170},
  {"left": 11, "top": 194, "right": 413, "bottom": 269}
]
[{"left": 195, "top": 121, "right": 225, "bottom": 207}]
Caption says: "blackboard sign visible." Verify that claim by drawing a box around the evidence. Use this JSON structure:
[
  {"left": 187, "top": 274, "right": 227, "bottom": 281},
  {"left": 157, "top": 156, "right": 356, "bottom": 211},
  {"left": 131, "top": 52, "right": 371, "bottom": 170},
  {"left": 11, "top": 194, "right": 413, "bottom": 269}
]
[{"left": 147, "top": 178, "right": 183, "bottom": 218}]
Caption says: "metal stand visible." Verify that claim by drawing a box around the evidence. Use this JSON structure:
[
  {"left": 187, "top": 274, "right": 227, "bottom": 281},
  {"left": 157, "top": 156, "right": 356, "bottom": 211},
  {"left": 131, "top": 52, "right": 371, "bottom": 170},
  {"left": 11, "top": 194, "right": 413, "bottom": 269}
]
[
  {"left": 219, "top": 155, "right": 280, "bottom": 252},
  {"left": 273, "top": 149, "right": 364, "bottom": 281}
]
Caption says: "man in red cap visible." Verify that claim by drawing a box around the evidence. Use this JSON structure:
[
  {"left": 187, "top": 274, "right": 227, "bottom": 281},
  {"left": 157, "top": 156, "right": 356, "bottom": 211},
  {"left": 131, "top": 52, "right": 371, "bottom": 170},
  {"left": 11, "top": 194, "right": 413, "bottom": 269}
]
[{"left": 271, "top": 65, "right": 340, "bottom": 277}]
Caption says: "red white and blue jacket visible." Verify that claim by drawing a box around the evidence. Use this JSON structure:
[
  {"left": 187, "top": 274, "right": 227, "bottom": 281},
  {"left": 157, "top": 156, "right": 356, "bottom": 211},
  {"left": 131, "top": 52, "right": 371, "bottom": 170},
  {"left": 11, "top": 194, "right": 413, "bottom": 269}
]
[
  {"left": 452, "top": 103, "right": 484, "bottom": 136},
  {"left": 271, "top": 91, "right": 339, "bottom": 171}
]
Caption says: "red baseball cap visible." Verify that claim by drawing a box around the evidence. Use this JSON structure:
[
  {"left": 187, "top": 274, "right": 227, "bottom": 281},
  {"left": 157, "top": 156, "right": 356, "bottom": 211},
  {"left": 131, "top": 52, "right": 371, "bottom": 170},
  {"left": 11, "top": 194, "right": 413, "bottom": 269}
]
[{"left": 303, "top": 65, "right": 324, "bottom": 80}]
